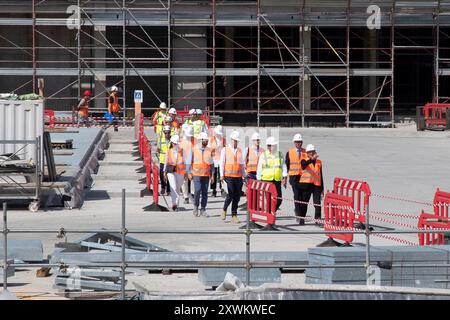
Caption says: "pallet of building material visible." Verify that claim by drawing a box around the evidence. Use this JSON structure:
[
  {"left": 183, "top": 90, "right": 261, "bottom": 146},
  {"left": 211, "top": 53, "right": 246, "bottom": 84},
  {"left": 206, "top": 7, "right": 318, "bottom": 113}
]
[
  {"left": 51, "top": 139, "right": 73, "bottom": 150},
  {"left": 0, "top": 240, "right": 43, "bottom": 262},
  {"left": 54, "top": 276, "right": 125, "bottom": 292}
]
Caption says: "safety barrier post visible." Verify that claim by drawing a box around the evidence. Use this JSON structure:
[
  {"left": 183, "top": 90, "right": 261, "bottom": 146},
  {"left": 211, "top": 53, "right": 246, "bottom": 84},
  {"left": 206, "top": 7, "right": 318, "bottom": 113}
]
[
  {"left": 318, "top": 191, "right": 355, "bottom": 247},
  {"left": 244, "top": 179, "right": 278, "bottom": 231},
  {"left": 143, "top": 162, "right": 169, "bottom": 212},
  {"left": 333, "top": 177, "right": 371, "bottom": 230}
]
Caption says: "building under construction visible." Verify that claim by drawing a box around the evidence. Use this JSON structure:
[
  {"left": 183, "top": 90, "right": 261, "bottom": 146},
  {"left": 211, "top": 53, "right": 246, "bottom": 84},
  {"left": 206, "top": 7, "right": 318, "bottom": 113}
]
[{"left": 2, "top": 1, "right": 450, "bottom": 126}]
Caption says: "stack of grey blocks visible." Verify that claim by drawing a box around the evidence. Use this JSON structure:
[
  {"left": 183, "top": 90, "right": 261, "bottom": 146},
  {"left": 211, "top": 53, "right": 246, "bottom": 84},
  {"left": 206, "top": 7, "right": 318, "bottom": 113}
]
[{"left": 306, "top": 245, "right": 450, "bottom": 289}]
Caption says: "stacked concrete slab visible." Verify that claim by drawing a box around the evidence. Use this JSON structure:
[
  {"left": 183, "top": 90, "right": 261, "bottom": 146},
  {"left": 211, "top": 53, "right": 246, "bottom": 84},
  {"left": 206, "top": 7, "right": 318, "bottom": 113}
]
[{"left": 306, "top": 245, "right": 450, "bottom": 289}]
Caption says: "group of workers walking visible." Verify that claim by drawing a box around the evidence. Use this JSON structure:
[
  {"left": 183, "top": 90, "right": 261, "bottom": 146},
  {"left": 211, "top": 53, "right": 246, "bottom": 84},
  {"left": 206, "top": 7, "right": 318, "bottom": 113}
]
[
  {"left": 76, "top": 86, "right": 121, "bottom": 131},
  {"left": 153, "top": 103, "right": 324, "bottom": 226}
]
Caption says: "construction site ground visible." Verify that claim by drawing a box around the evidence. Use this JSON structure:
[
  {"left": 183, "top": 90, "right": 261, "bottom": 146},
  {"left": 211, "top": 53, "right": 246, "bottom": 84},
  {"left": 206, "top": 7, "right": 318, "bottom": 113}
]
[{"left": 3, "top": 124, "right": 450, "bottom": 299}]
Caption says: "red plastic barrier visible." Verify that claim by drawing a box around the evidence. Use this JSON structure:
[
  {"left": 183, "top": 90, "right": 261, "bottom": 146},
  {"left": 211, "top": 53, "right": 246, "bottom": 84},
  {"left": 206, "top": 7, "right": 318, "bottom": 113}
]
[
  {"left": 144, "top": 139, "right": 152, "bottom": 191},
  {"left": 44, "top": 109, "right": 55, "bottom": 128},
  {"left": 246, "top": 179, "right": 278, "bottom": 226},
  {"left": 434, "top": 188, "right": 450, "bottom": 218},
  {"left": 152, "top": 163, "right": 159, "bottom": 205},
  {"left": 418, "top": 211, "right": 450, "bottom": 245},
  {"left": 333, "top": 177, "right": 371, "bottom": 224},
  {"left": 418, "top": 188, "right": 450, "bottom": 245},
  {"left": 324, "top": 192, "right": 355, "bottom": 244}
]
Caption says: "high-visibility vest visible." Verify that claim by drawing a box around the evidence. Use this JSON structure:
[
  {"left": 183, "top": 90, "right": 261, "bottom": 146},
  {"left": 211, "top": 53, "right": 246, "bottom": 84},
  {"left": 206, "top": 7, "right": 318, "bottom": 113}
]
[
  {"left": 246, "top": 146, "right": 265, "bottom": 173},
  {"left": 109, "top": 94, "right": 120, "bottom": 113},
  {"left": 209, "top": 136, "right": 226, "bottom": 162},
  {"left": 167, "top": 148, "right": 186, "bottom": 175},
  {"left": 78, "top": 98, "right": 89, "bottom": 117},
  {"left": 155, "top": 111, "right": 167, "bottom": 135},
  {"left": 299, "top": 159, "right": 322, "bottom": 186},
  {"left": 288, "top": 148, "right": 306, "bottom": 176},
  {"left": 185, "top": 118, "right": 193, "bottom": 125},
  {"left": 192, "top": 119, "right": 205, "bottom": 138},
  {"left": 261, "top": 151, "right": 284, "bottom": 182},
  {"left": 158, "top": 135, "right": 170, "bottom": 164},
  {"left": 192, "top": 146, "right": 212, "bottom": 177},
  {"left": 224, "top": 147, "right": 243, "bottom": 178},
  {"left": 180, "top": 138, "right": 193, "bottom": 155}
]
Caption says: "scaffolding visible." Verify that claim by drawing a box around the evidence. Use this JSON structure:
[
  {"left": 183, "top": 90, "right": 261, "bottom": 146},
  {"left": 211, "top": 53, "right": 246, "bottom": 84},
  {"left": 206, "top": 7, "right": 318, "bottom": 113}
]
[{"left": 1, "top": 1, "right": 450, "bottom": 126}]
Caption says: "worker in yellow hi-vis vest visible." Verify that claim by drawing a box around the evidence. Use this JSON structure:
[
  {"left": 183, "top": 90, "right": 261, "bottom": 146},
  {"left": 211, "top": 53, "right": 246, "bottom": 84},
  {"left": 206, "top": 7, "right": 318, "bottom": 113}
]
[
  {"left": 256, "top": 136, "right": 287, "bottom": 214},
  {"left": 157, "top": 125, "right": 172, "bottom": 196}
]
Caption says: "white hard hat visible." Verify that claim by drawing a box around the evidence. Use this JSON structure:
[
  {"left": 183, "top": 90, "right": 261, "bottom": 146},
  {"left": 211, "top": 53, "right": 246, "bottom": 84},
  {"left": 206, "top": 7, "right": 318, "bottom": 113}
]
[
  {"left": 214, "top": 125, "right": 223, "bottom": 136},
  {"left": 184, "top": 125, "right": 194, "bottom": 137},
  {"left": 306, "top": 144, "right": 316, "bottom": 152},
  {"left": 163, "top": 125, "right": 171, "bottom": 132},
  {"left": 251, "top": 132, "right": 260, "bottom": 141},
  {"left": 196, "top": 109, "right": 203, "bottom": 115},
  {"left": 170, "top": 135, "right": 180, "bottom": 144},
  {"left": 165, "top": 116, "right": 173, "bottom": 122},
  {"left": 293, "top": 133, "right": 303, "bottom": 142},
  {"left": 198, "top": 132, "right": 209, "bottom": 140},
  {"left": 230, "top": 130, "right": 240, "bottom": 142},
  {"left": 189, "top": 109, "right": 196, "bottom": 115},
  {"left": 159, "top": 102, "right": 167, "bottom": 109},
  {"left": 168, "top": 107, "right": 177, "bottom": 115},
  {"left": 110, "top": 85, "right": 119, "bottom": 92},
  {"left": 266, "top": 136, "right": 278, "bottom": 146}
]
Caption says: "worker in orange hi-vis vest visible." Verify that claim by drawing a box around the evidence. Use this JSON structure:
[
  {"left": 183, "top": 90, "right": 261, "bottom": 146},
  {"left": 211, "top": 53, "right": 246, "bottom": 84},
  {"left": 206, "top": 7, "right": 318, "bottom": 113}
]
[
  {"left": 77, "top": 90, "right": 92, "bottom": 127},
  {"left": 163, "top": 135, "right": 187, "bottom": 212},
  {"left": 180, "top": 125, "right": 195, "bottom": 204},
  {"left": 243, "top": 132, "right": 265, "bottom": 181},
  {"left": 186, "top": 132, "right": 215, "bottom": 218},
  {"left": 285, "top": 133, "right": 307, "bottom": 220},
  {"left": 219, "top": 130, "right": 245, "bottom": 224},
  {"left": 299, "top": 144, "right": 324, "bottom": 227},
  {"left": 108, "top": 85, "right": 121, "bottom": 132},
  {"left": 209, "top": 125, "right": 226, "bottom": 197}
]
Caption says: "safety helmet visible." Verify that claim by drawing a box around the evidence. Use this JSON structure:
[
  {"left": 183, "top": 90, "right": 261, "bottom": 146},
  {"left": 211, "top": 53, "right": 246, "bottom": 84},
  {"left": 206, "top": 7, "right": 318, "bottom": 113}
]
[
  {"left": 214, "top": 125, "right": 223, "bottom": 136},
  {"left": 230, "top": 130, "right": 240, "bottom": 142},
  {"left": 266, "top": 136, "right": 278, "bottom": 146},
  {"left": 83, "top": 90, "right": 92, "bottom": 96},
  {"left": 189, "top": 109, "right": 196, "bottom": 115},
  {"left": 168, "top": 107, "right": 177, "bottom": 115},
  {"left": 198, "top": 132, "right": 209, "bottom": 140},
  {"left": 170, "top": 135, "right": 180, "bottom": 144},
  {"left": 165, "top": 116, "right": 173, "bottom": 122},
  {"left": 251, "top": 132, "right": 260, "bottom": 141},
  {"left": 110, "top": 86, "right": 119, "bottom": 92},
  {"left": 159, "top": 102, "right": 167, "bottom": 109},
  {"left": 306, "top": 144, "right": 316, "bottom": 152},
  {"left": 196, "top": 109, "right": 203, "bottom": 115},
  {"left": 163, "top": 125, "right": 171, "bottom": 132},
  {"left": 292, "top": 133, "right": 303, "bottom": 142}
]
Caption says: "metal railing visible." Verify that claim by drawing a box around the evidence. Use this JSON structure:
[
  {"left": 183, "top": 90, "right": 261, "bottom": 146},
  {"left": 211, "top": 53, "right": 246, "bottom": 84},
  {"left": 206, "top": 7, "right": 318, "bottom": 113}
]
[{"left": 2, "top": 191, "right": 450, "bottom": 300}]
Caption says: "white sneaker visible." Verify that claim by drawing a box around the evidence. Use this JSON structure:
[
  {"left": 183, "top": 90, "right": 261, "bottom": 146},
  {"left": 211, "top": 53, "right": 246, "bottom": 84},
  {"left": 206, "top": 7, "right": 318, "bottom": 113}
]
[{"left": 200, "top": 209, "right": 209, "bottom": 218}]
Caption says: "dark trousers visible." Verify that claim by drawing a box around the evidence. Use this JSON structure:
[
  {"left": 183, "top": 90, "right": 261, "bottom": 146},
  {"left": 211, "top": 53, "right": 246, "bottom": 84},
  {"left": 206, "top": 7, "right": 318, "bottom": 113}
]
[
  {"left": 300, "top": 184, "right": 323, "bottom": 220},
  {"left": 264, "top": 180, "right": 282, "bottom": 213},
  {"left": 210, "top": 167, "right": 222, "bottom": 191},
  {"left": 110, "top": 112, "right": 119, "bottom": 131},
  {"left": 289, "top": 175, "right": 302, "bottom": 216},
  {"left": 193, "top": 176, "right": 209, "bottom": 209},
  {"left": 160, "top": 163, "right": 170, "bottom": 193},
  {"left": 223, "top": 177, "right": 243, "bottom": 216}
]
